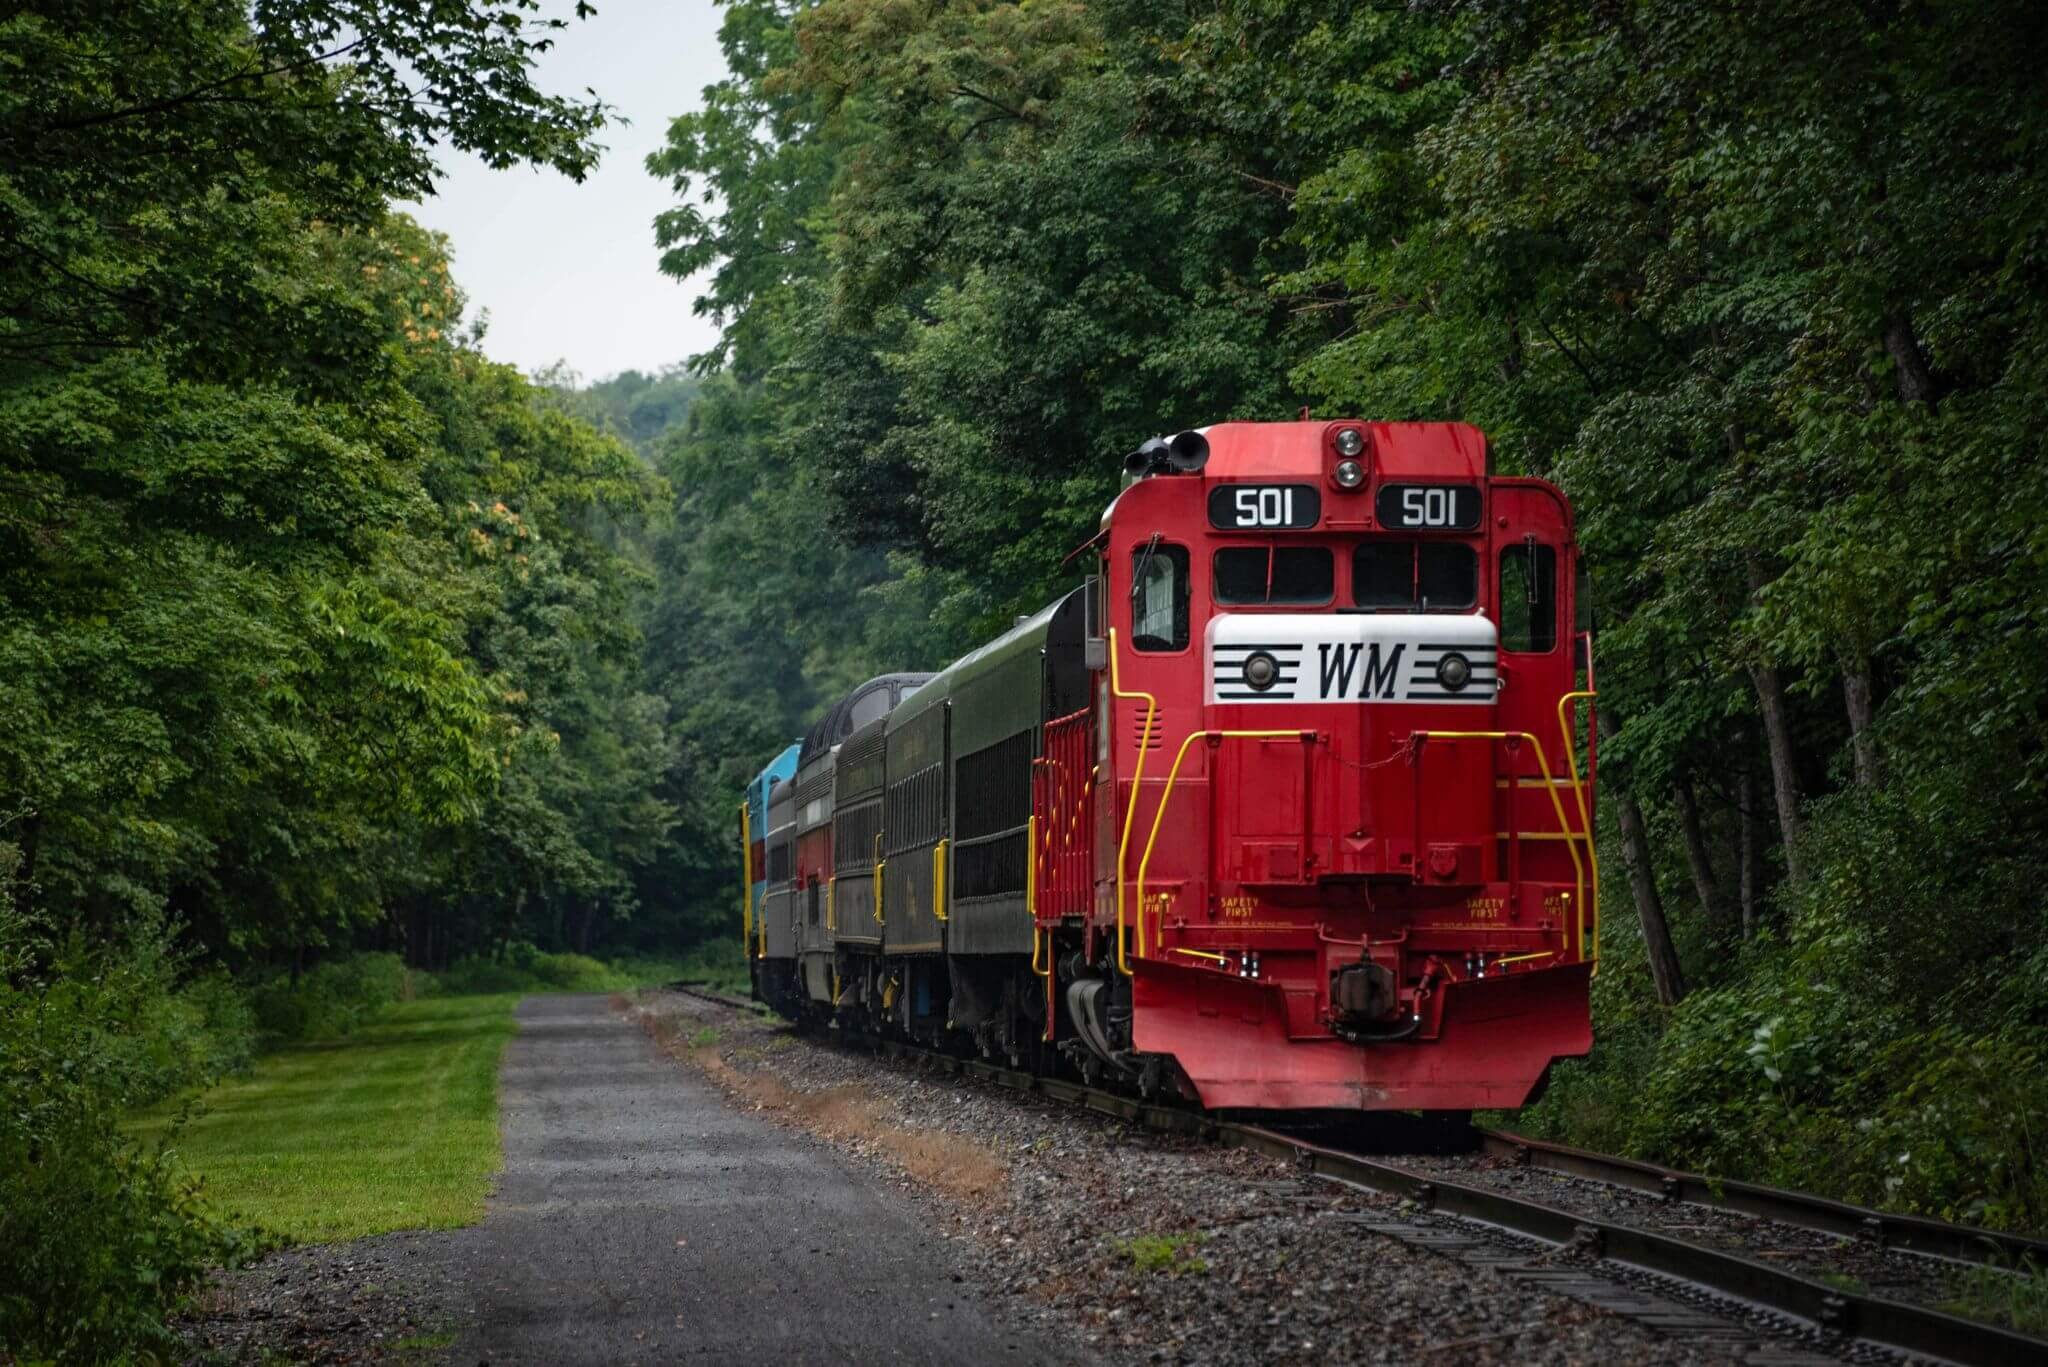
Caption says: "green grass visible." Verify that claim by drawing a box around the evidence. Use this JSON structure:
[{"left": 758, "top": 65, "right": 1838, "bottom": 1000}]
[
  {"left": 1119, "top": 1232, "right": 1208, "bottom": 1275},
  {"left": 396, "top": 1329, "right": 458, "bottom": 1351},
  {"left": 132, "top": 994, "right": 519, "bottom": 1243},
  {"left": 1941, "top": 1259, "right": 2048, "bottom": 1336}
]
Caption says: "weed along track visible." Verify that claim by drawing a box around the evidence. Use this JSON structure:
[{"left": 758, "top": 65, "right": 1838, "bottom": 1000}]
[{"left": 645, "top": 984, "right": 2048, "bottom": 1367}]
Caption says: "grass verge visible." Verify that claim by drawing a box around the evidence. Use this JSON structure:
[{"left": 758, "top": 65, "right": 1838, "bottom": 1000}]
[{"left": 132, "top": 994, "right": 519, "bottom": 1243}]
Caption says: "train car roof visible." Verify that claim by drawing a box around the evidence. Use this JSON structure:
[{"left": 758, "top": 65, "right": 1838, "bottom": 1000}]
[
  {"left": 1100, "top": 420, "right": 1491, "bottom": 528},
  {"left": 751, "top": 741, "right": 801, "bottom": 793},
  {"left": 798, "top": 672, "right": 935, "bottom": 766},
  {"left": 889, "top": 587, "right": 1086, "bottom": 752}
]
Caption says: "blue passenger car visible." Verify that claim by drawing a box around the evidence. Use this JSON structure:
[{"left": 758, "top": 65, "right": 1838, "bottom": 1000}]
[{"left": 743, "top": 742, "right": 800, "bottom": 994}]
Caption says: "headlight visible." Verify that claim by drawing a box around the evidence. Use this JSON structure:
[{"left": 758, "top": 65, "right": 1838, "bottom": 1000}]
[
  {"left": 1436, "top": 652, "right": 1472, "bottom": 691},
  {"left": 1243, "top": 652, "right": 1280, "bottom": 691},
  {"left": 1333, "top": 458, "right": 1365, "bottom": 489},
  {"left": 1334, "top": 427, "right": 1365, "bottom": 458}
]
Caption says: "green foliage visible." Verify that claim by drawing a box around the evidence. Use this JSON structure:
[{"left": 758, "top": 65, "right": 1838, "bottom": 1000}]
[
  {"left": 658, "top": 0, "right": 2048, "bottom": 1233},
  {"left": 1119, "top": 1232, "right": 1208, "bottom": 1275},
  {"left": 1942, "top": 1259, "right": 2048, "bottom": 1338},
  {"left": 535, "top": 363, "right": 705, "bottom": 457},
  {"left": 0, "top": 2, "right": 682, "bottom": 1353},
  {"left": 0, "top": 909, "right": 266, "bottom": 1359},
  {"left": 244, "top": 952, "right": 411, "bottom": 1044},
  {"left": 428, "top": 942, "right": 697, "bottom": 996},
  {"left": 671, "top": 936, "right": 750, "bottom": 995},
  {"left": 434, "top": 946, "right": 621, "bottom": 995}
]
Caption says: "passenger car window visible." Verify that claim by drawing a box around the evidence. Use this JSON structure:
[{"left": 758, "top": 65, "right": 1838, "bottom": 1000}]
[
  {"left": 1130, "top": 542, "right": 1189, "bottom": 651},
  {"left": 1213, "top": 547, "right": 1333, "bottom": 606},
  {"left": 1351, "top": 543, "right": 1477, "bottom": 610},
  {"left": 849, "top": 687, "right": 891, "bottom": 730},
  {"left": 1499, "top": 542, "right": 1558, "bottom": 652}
]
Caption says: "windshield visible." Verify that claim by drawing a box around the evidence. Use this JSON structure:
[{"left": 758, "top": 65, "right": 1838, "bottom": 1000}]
[{"left": 1352, "top": 542, "right": 1477, "bottom": 611}]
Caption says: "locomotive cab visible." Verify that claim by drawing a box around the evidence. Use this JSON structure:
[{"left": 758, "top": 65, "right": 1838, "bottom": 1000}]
[{"left": 1047, "top": 421, "right": 1597, "bottom": 1111}]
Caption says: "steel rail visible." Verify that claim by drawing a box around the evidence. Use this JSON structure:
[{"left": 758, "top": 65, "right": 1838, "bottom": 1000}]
[
  {"left": 662, "top": 986, "right": 2048, "bottom": 1367},
  {"left": 1476, "top": 1127, "right": 2048, "bottom": 1271}
]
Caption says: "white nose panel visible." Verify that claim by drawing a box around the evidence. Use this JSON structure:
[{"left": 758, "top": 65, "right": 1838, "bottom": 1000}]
[{"left": 1208, "top": 613, "right": 1498, "bottom": 704}]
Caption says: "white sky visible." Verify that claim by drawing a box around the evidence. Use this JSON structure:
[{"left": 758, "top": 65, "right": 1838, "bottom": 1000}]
[{"left": 406, "top": 0, "right": 731, "bottom": 382}]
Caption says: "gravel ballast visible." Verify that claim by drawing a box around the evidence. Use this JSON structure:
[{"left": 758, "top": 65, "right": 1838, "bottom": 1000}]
[{"left": 629, "top": 989, "right": 1810, "bottom": 1366}]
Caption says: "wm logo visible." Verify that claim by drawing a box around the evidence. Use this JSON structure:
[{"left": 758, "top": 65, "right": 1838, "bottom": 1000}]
[{"left": 1317, "top": 642, "right": 1405, "bottom": 699}]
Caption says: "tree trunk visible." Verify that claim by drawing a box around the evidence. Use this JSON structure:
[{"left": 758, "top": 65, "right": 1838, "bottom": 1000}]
[
  {"left": 1746, "top": 558, "right": 1806, "bottom": 883},
  {"left": 1882, "top": 311, "right": 1941, "bottom": 407},
  {"left": 1739, "top": 761, "right": 1763, "bottom": 937},
  {"left": 1672, "top": 775, "right": 1728, "bottom": 923},
  {"left": 1600, "top": 715, "right": 1688, "bottom": 1004},
  {"left": 1749, "top": 661, "right": 1806, "bottom": 884},
  {"left": 1841, "top": 653, "right": 1881, "bottom": 788}
]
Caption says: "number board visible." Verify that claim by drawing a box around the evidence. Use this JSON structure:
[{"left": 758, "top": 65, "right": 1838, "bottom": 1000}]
[
  {"left": 1375, "top": 483, "right": 1481, "bottom": 531},
  {"left": 1208, "top": 483, "right": 1322, "bottom": 530}
]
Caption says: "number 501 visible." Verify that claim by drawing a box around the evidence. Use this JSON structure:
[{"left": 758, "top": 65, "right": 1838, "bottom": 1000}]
[
  {"left": 1401, "top": 487, "right": 1455, "bottom": 526},
  {"left": 1234, "top": 487, "right": 1296, "bottom": 526}
]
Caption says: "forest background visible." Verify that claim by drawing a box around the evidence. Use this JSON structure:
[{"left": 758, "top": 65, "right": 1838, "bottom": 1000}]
[{"left": 4, "top": 0, "right": 2046, "bottom": 1354}]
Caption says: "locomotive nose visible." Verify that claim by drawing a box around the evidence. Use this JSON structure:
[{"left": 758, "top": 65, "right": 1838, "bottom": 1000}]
[
  {"left": 1206, "top": 614, "right": 1499, "bottom": 708},
  {"left": 1205, "top": 612, "right": 1501, "bottom": 886}
]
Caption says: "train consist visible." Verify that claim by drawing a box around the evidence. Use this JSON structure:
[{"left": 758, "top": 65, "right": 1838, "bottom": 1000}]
[{"left": 739, "top": 420, "right": 1598, "bottom": 1114}]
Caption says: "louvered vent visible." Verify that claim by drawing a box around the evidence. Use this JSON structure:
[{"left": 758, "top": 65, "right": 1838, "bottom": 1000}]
[{"left": 1132, "top": 708, "right": 1163, "bottom": 750}]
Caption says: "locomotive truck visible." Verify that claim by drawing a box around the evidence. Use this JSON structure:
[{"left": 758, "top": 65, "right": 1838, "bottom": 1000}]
[{"left": 739, "top": 419, "right": 1597, "bottom": 1114}]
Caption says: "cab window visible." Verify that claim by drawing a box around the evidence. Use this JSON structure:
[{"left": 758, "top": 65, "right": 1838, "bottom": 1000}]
[
  {"left": 1499, "top": 542, "right": 1558, "bottom": 652},
  {"left": 1130, "top": 541, "right": 1189, "bottom": 651},
  {"left": 1352, "top": 543, "right": 1477, "bottom": 610},
  {"left": 1213, "top": 547, "right": 1333, "bottom": 606}
]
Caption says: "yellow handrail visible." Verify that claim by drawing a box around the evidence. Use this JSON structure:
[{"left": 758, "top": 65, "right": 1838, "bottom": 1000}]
[
  {"left": 1555, "top": 690, "right": 1601, "bottom": 967},
  {"left": 932, "top": 839, "right": 948, "bottom": 923},
  {"left": 739, "top": 799, "right": 753, "bottom": 960},
  {"left": 1107, "top": 627, "right": 1158, "bottom": 975},
  {"left": 825, "top": 875, "right": 835, "bottom": 932},
  {"left": 1027, "top": 815, "right": 1050, "bottom": 978},
  {"left": 1135, "top": 729, "right": 1310, "bottom": 960},
  {"left": 873, "top": 832, "right": 886, "bottom": 929},
  {"left": 1419, "top": 730, "right": 1589, "bottom": 962}
]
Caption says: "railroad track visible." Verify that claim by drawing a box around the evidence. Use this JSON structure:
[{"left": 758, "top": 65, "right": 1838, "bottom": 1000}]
[{"left": 660, "top": 983, "right": 2046, "bottom": 1366}]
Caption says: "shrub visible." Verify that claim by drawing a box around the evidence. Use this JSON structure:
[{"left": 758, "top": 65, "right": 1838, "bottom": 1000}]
[
  {"left": 429, "top": 943, "right": 694, "bottom": 995},
  {"left": 0, "top": 910, "right": 263, "bottom": 1359},
  {"left": 244, "top": 951, "right": 410, "bottom": 1043}
]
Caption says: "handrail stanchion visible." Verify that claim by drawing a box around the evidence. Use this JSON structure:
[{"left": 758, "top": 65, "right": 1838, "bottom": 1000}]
[
  {"left": 1107, "top": 628, "right": 1157, "bottom": 975},
  {"left": 1555, "top": 686, "right": 1601, "bottom": 969},
  {"left": 873, "top": 832, "right": 886, "bottom": 932},
  {"left": 740, "top": 800, "right": 753, "bottom": 961},
  {"left": 1417, "top": 730, "right": 1590, "bottom": 964},
  {"left": 1136, "top": 729, "right": 1311, "bottom": 957}
]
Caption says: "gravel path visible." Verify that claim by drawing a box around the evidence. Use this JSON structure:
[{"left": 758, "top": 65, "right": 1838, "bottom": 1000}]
[
  {"left": 179, "top": 993, "right": 1068, "bottom": 1364},
  {"left": 630, "top": 989, "right": 1774, "bottom": 1366}
]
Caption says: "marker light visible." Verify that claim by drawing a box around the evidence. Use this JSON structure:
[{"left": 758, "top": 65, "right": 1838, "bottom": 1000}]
[
  {"left": 1334, "top": 458, "right": 1365, "bottom": 489},
  {"left": 1334, "top": 427, "right": 1365, "bottom": 458},
  {"left": 1243, "top": 652, "right": 1280, "bottom": 691},
  {"left": 1436, "top": 652, "right": 1472, "bottom": 692}
]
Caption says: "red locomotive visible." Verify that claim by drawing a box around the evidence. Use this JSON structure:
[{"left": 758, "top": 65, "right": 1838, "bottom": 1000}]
[{"left": 745, "top": 419, "right": 1596, "bottom": 1116}]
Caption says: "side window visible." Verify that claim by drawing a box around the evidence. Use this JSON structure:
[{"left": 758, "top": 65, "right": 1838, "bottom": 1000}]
[
  {"left": 1500, "top": 542, "right": 1558, "bottom": 652},
  {"left": 1130, "top": 542, "right": 1189, "bottom": 652}
]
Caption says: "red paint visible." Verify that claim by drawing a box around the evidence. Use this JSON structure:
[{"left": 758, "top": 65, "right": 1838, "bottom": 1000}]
[{"left": 1033, "top": 420, "right": 1595, "bottom": 1111}]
